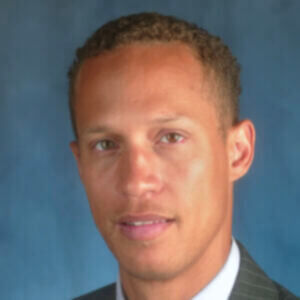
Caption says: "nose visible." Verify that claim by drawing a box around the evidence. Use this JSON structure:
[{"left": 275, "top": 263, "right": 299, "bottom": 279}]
[{"left": 117, "top": 146, "right": 163, "bottom": 199}]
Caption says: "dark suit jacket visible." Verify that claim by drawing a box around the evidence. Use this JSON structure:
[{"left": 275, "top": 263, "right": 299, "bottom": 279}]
[{"left": 74, "top": 242, "right": 299, "bottom": 300}]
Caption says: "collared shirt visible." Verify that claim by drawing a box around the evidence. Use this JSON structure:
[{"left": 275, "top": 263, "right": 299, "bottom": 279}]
[{"left": 116, "top": 239, "right": 240, "bottom": 300}]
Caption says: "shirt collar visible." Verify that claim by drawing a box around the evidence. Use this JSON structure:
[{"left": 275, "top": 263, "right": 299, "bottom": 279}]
[
  {"left": 191, "top": 238, "right": 240, "bottom": 300},
  {"left": 116, "top": 239, "right": 240, "bottom": 300}
]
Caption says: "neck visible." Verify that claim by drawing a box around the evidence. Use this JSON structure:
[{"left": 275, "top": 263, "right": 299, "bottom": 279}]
[{"left": 120, "top": 230, "right": 232, "bottom": 300}]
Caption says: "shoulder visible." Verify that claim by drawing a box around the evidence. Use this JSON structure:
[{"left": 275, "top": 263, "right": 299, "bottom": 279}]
[
  {"left": 230, "top": 241, "right": 299, "bottom": 300},
  {"left": 73, "top": 283, "right": 116, "bottom": 300},
  {"left": 274, "top": 282, "right": 300, "bottom": 300}
]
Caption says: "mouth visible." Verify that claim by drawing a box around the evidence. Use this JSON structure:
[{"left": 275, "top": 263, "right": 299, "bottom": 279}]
[{"left": 117, "top": 215, "right": 175, "bottom": 241}]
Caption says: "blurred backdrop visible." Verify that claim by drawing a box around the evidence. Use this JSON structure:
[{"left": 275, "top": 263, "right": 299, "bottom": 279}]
[{"left": 1, "top": 0, "right": 299, "bottom": 299}]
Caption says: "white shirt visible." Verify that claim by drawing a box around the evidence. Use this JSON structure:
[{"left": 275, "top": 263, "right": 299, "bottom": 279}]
[{"left": 116, "top": 239, "right": 240, "bottom": 300}]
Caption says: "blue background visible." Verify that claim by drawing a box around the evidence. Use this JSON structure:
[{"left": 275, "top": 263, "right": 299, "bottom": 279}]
[{"left": 1, "top": 0, "right": 299, "bottom": 299}]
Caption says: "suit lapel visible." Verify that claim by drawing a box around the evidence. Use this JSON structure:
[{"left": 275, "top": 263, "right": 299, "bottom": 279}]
[{"left": 229, "top": 241, "right": 279, "bottom": 300}]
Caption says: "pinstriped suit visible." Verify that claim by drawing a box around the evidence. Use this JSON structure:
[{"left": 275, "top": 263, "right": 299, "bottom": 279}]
[
  {"left": 230, "top": 242, "right": 298, "bottom": 300},
  {"left": 74, "top": 241, "right": 299, "bottom": 300}
]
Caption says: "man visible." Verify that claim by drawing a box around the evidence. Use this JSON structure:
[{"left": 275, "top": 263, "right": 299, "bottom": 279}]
[{"left": 68, "top": 12, "right": 298, "bottom": 300}]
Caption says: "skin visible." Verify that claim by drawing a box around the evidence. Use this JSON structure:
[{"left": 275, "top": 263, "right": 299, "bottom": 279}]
[{"left": 71, "top": 42, "right": 255, "bottom": 300}]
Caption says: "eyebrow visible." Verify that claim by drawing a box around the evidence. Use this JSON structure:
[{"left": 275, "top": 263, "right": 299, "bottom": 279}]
[
  {"left": 82, "top": 115, "right": 187, "bottom": 136},
  {"left": 83, "top": 125, "right": 111, "bottom": 135},
  {"left": 150, "top": 115, "right": 185, "bottom": 124}
]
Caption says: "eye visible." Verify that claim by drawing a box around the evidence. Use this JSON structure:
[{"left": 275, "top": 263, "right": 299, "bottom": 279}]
[
  {"left": 160, "top": 132, "right": 184, "bottom": 144},
  {"left": 95, "top": 139, "right": 118, "bottom": 151}
]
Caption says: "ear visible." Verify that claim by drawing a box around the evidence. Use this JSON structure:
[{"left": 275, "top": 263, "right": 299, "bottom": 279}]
[
  {"left": 70, "top": 141, "right": 83, "bottom": 178},
  {"left": 227, "top": 120, "right": 256, "bottom": 182}
]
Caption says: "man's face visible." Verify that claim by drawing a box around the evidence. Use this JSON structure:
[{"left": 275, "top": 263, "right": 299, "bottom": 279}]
[{"left": 72, "top": 43, "right": 235, "bottom": 281}]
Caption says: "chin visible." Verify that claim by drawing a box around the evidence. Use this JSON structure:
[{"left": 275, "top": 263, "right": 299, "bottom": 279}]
[
  {"left": 121, "top": 262, "right": 180, "bottom": 281},
  {"left": 118, "top": 249, "right": 192, "bottom": 282}
]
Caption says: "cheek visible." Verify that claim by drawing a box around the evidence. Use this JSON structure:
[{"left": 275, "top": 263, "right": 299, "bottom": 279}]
[
  {"left": 164, "top": 153, "right": 206, "bottom": 204},
  {"left": 80, "top": 166, "right": 120, "bottom": 240},
  {"left": 80, "top": 161, "right": 117, "bottom": 214},
  {"left": 165, "top": 145, "right": 227, "bottom": 215}
]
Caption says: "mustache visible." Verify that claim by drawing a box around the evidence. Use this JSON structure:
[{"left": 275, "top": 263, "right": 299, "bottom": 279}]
[{"left": 112, "top": 201, "right": 175, "bottom": 220}]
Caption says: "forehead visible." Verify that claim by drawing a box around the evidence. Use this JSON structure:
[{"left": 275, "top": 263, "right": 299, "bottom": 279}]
[
  {"left": 80, "top": 42, "right": 200, "bottom": 73},
  {"left": 74, "top": 42, "right": 221, "bottom": 132},
  {"left": 77, "top": 42, "right": 216, "bottom": 93}
]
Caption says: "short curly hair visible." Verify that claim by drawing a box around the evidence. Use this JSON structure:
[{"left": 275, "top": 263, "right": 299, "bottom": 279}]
[{"left": 68, "top": 12, "right": 241, "bottom": 138}]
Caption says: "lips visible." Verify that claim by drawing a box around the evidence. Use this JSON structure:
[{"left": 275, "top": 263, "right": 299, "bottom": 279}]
[
  {"left": 118, "top": 215, "right": 174, "bottom": 241},
  {"left": 123, "top": 219, "right": 169, "bottom": 226}
]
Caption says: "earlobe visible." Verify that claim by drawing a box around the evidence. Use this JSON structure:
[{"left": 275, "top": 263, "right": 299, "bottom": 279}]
[
  {"left": 228, "top": 120, "right": 256, "bottom": 182},
  {"left": 70, "top": 141, "right": 82, "bottom": 176},
  {"left": 70, "top": 141, "right": 80, "bottom": 161}
]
